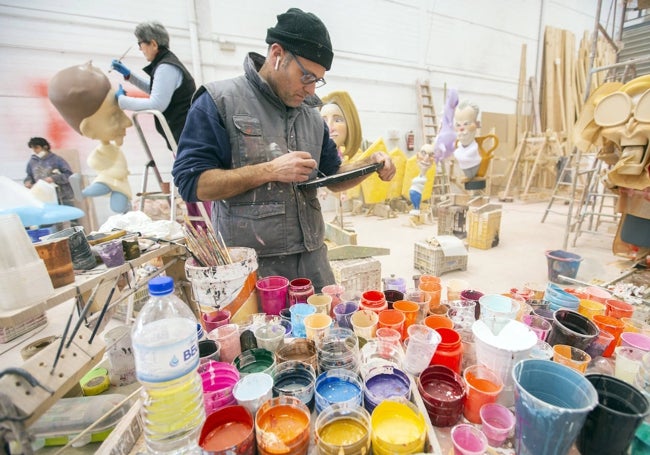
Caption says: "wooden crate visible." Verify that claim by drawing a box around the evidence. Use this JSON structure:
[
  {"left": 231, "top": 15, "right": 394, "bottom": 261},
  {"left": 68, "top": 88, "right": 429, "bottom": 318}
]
[
  {"left": 413, "top": 238, "right": 468, "bottom": 276},
  {"left": 330, "top": 257, "right": 382, "bottom": 293},
  {"left": 467, "top": 203, "right": 502, "bottom": 249}
]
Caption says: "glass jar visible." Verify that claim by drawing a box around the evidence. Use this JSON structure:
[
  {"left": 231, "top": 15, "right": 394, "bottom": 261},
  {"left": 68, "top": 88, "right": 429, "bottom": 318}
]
[{"left": 288, "top": 278, "right": 315, "bottom": 306}]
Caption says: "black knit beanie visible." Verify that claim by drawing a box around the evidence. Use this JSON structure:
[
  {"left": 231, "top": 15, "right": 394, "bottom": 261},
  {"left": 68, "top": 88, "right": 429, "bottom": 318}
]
[{"left": 266, "top": 8, "right": 333, "bottom": 70}]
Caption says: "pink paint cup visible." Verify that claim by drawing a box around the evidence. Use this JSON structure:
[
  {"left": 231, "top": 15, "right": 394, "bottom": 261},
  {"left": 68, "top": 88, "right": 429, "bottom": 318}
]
[
  {"left": 256, "top": 276, "right": 289, "bottom": 315},
  {"left": 202, "top": 309, "right": 231, "bottom": 333},
  {"left": 620, "top": 332, "right": 650, "bottom": 352},
  {"left": 450, "top": 423, "right": 488, "bottom": 455},
  {"left": 479, "top": 402, "right": 515, "bottom": 447}
]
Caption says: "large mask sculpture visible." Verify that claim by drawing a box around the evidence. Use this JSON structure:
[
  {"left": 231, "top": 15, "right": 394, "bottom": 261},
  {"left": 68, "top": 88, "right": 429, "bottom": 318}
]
[
  {"left": 48, "top": 62, "right": 133, "bottom": 213},
  {"left": 576, "top": 75, "right": 650, "bottom": 255}
]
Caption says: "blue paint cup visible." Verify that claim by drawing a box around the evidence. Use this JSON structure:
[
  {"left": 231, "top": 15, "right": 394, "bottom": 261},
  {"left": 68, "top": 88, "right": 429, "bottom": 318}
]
[
  {"left": 315, "top": 368, "right": 363, "bottom": 414},
  {"left": 512, "top": 359, "right": 598, "bottom": 455},
  {"left": 290, "top": 303, "right": 316, "bottom": 338}
]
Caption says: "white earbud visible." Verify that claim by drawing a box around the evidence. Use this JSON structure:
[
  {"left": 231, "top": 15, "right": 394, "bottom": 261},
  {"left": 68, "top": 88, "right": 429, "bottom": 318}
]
[{"left": 275, "top": 58, "right": 281, "bottom": 71}]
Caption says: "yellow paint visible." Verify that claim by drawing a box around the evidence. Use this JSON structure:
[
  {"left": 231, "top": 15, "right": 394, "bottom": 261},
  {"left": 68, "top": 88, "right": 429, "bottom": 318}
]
[
  {"left": 400, "top": 155, "right": 436, "bottom": 201},
  {"left": 319, "top": 417, "right": 367, "bottom": 446},
  {"left": 371, "top": 401, "right": 426, "bottom": 452},
  {"left": 386, "top": 148, "right": 407, "bottom": 200}
]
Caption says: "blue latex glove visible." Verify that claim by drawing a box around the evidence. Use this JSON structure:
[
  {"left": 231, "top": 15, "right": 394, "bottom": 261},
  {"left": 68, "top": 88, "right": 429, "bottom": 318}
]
[
  {"left": 115, "top": 84, "right": 126, "bottom": 101},
  {"left": 111, "top": 59, "right": 131, "bottom": 77}
]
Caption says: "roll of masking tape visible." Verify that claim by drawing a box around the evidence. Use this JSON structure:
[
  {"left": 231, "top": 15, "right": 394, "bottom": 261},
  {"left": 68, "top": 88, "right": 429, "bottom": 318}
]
[{"left": 80, "top": 367, "right": 110, "bottom": 396}]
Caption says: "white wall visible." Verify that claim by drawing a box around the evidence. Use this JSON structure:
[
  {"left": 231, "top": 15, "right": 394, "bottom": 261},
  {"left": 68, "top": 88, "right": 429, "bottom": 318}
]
[{"left": 0, "top": 0, "right": 603, "bottom": 225}]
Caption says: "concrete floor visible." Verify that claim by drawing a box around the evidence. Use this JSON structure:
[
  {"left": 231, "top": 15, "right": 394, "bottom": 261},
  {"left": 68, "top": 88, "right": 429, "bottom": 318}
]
[{"left": 323, "top": 198, "right": 634, "bottom": 297}]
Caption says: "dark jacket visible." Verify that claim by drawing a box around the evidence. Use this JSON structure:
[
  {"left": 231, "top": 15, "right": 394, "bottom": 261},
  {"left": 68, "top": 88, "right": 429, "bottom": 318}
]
[{"left": 143, "top": 47, "right": 196, "bottom": 148}]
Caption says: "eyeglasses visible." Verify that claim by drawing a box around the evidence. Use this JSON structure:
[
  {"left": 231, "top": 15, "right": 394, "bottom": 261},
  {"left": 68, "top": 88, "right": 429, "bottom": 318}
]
[
  {"left": 288, "top": 51, "right": 326, "bottom": 88},
  {"left": 593, "top": 91, "right": 650, "bottom": 127},
  {"left": 137, "top": 41, "right": 147, "bottom": 49}
]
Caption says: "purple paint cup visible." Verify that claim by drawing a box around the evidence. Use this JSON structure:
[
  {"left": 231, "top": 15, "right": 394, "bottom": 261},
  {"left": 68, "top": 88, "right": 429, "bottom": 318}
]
[
  {"left": 333, "top": 301, "right": 360, "bottom": 330},
  {"left": 256, "top": 276, "right": 289, "bottom": 316}
]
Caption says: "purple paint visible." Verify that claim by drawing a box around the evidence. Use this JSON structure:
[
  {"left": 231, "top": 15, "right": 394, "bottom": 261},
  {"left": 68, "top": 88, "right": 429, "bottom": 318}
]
[{"left": 363, "top": 367, "right": 410, "bottom": 413}]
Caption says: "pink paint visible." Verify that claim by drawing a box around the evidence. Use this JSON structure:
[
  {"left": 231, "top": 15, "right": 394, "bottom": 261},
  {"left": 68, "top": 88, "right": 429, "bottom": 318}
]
[{"left": 450, "top": 424, "right": 488, "bottom": 455}]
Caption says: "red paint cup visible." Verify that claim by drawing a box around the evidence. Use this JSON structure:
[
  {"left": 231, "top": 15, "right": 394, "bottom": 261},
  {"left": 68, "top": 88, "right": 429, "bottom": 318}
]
[
  {"left": 199, "top": 404, "right": 255, "bottom": 454},
  {"left": 256, "top": 276, "right": 289, "bottom": 316},
  {"left": 605, "top": 298, "right": 635, "bottom": 319}
]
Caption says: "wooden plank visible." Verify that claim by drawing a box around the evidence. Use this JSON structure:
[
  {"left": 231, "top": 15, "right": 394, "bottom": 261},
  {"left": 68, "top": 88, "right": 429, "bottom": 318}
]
[
  {"left": 327, "top": 245, "right": 390, "bottom": 261},
  {"left": 324, "top": 222, "right": 358, "bottom": 246},
  {"left": 515, "top": 44, "right": 527, "bottom": 146}
]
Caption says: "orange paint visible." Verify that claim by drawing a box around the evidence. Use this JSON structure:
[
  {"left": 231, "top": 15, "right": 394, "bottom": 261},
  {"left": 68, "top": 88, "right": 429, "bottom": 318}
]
[
  {"left": 203, "top": 421, "right": 252, "bottom": 451},
  {"left": 257, "top": 404, "right": 310, "bottom": 452}
]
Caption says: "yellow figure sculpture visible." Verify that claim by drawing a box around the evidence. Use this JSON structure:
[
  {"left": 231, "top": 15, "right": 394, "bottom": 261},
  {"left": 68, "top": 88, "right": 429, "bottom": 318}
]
[
  {"left": 320, "top": 91, "right": 362, "bottom": 161},
  {"left": 48, "top": 62, "right": 133, "bottom": 213}
]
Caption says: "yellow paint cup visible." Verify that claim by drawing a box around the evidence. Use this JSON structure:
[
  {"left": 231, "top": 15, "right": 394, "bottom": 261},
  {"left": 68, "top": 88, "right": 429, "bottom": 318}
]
[{"left": 370, "top": 399, "right": 426, "bottom": 455}]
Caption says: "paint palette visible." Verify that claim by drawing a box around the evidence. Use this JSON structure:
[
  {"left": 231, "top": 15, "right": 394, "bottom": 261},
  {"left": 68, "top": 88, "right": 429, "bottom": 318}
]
[{"left": 296, "top": 162, "right": 384, "bottom": 189}]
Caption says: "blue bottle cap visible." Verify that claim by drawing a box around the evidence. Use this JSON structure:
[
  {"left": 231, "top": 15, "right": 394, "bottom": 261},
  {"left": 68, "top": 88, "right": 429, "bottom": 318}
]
[{"left": 148, "top": 276, "right": 174, "bottom": 296}]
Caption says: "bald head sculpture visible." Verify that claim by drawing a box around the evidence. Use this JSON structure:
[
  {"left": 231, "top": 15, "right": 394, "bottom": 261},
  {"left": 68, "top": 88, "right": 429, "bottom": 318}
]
[{"left": 48, "top": 62, "right": 111, "bottom": 134}]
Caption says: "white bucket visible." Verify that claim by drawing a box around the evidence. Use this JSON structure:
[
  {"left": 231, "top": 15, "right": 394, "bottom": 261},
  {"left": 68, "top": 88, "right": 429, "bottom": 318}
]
[
  {"left": 472, "top": 319, "right": 537, "bottom": 407},
  {"left": 184, "top": 247, "right": 258, "bottom": 310}
]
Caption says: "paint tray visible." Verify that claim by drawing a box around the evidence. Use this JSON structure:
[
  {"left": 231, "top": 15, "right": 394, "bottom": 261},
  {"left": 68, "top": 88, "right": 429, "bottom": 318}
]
[{"left": 29, "top": 394, "right": 129, "bottom": 447}]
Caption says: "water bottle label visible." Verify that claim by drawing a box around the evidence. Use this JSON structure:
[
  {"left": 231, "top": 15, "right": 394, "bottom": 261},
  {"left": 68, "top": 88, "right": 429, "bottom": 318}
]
[{"left": 133, "top": 318, "right": 199, "bottom": 382}]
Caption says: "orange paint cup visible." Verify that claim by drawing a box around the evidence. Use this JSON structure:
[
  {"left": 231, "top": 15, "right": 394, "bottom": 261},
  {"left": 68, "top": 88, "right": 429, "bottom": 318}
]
[
  {"left": 463, "top": 364, "right": 503, "bottom": 424},
  {"left": 255, "top": 396, "right": 310, "bottom": 455},
  {"left": 424, "top": 314, "right": 454, "bottom": 330},
  {"left": 593, "top": 314, "right": 626, "bottom": 357},
  {"left": 378, "top": 309, "right": 406, "bottom": 339},
  {"left": 393, "top": 300, "right": 420, "bottom": 334}
]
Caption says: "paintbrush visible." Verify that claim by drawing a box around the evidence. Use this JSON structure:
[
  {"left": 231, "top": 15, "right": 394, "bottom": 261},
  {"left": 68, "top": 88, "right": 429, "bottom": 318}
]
[
  {"left": 88, "top": 274, "right": 122, "bottom": 344},
  {"left": 51, "top": 287, "right": 84, "bottom": 374},
  {"left": 65, "top": 278, "right": 105, "bottom": 348},
  {"left": 108, "top": 45, "right": 133, "bottom": 72}
]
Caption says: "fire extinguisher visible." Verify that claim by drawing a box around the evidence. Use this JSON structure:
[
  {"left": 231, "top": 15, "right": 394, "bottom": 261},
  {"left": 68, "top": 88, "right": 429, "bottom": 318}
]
[{"left": 406, "top": 130, "right": 415, "bottom": 151}]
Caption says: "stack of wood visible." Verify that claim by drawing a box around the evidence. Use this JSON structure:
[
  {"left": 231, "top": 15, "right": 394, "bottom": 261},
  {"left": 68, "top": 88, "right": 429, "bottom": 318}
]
[{"left": 501, "top": 25, "right": 617, "bottom": 202}]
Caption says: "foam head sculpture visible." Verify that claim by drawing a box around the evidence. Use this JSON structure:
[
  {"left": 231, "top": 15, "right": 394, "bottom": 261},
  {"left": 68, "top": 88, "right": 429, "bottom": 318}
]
[
  {"left": 320, "top": 91, "right": 362, "bottom": 160},
  {"left": 48, "top": 62, "right": 133, "bottom": 213}
]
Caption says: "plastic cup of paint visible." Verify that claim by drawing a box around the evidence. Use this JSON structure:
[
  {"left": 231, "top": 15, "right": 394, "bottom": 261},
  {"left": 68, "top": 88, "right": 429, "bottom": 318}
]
[
  {"left": 522, "top": 314, "right": 552, "bottom": 341},
  {"left": 450, "top": 423, "right": 488, "bottom": 455},
  {"left": 478, "top": 294, "right": 520, "bottom": 336},
  {"left": 359, "top": 339, "right": 404, "bottom": 379},
  {"left": 43, "top": 226, "right": 96, "bottom": 270},
  {"left": 303, "top": 313, "right": 332, "bottom": 343},
  {"left": 290, "top": 303, "right": 316, "bottom": 338},
  {"left": 95, "top": 239, "right": 126, "bottom": 268},
  {"left": 255, "top": 396, "right": 311, "bottom": 455},
  {"left": 199, "top": 361, "right": 240, "bottom": 415},
  {"left": 424, "top": 314, "right": 454, "bottom": 331},
  {"left": 446, "top": 278, "right": 469, "bottom": 301},
  {"left": 463, "top": 364, "right": 503, "bottom": 424},
  {"left": 528, "top": 339, "right": 554, "bottom": 360},
  {"left": 256, "top": 275, "right": 289, "bottom": 316},
  {"left": 275, "top": 339, "right": 319, "bottom": 375},
  {"left": 371, "top": 399, "right": 427, "bottom": 454},
  {"left": 362, "top": 364, "right": 411, "bottom": 414},
  {"left": 417, "top": 365, "right": 466, "bottom": 427},
  {"left": 403, "top": 324, "right": 442, "bottom": 376},
  {"left": 383, "top": 289, "right": 404, "bottom": 308},
  {"left": 592, "top": 314, "right": 626, "bottom": 356},
  {"left": 479, "top": 403, "right": 515, "bottom": 447},
  {"left": 604, "top": 298, "right": 635, "bottom": 319},
  {"left": 233, "top": 372, "right": 274, "bottom": 416},
  {"left": 578, "top": 298, "right": 606, "bottom": 320},
  {"left": 316, "top": 327, "right": 360, "bottom": 374},
  {"left": 552, "top": 344, "right": 591, "bottom": 373},
  {"left": 333, "top": 301, "right": 359, "bottom": 330},
  {"left": 208, "top": 323, "right": 241, "bottom": 364},
  {"left": 198, "top": 339, "right": 221, "bottom": 364},
  {"left": 198, "top": 404, "right": 255, "bottom": 454},
  {"left": 376, "top": 327, "right": 402, "bottom": 350},
  {"left": 622, "top": 317, "right": 650, "bottom": 335},
  {"left": 549, "top": 309, "right": 600, "bottom": 351},
  {"left": 359, "top": 290, "right": 388, "bottom": 313},
  {"left": 202, "top": 309, "right": 231, "bottom": 333},
  {"left": 584, "top": 329, "right": 615, "bottom": 359},
  {"left": 308, "top": 293, "right": 333, "bottom": 315},
  {"left": 315, "top": 368, "right": 363, "bottom": 414},
  {"left": 615, "top": 345, "right": 645, "bottom": 384},
  {"left": 315, "top": 403, "right": 371, "bottom": 455},
  {"left": 393, "top": 299, "right": 420, "bottom": 332},
  {"left": 254, "top": 323, "right": 285, "bottom": 353},
  {"left": 620, "top": 332, "right": 650, "bottom": 352},
  {"left": 350, "top": 309, "right": 379, "bottom": 340},
  {"left": 321, "top": 284, "right": 345, "bottom": 311},
  {"left": 446, "top": 299, "right": 477, "bottom": 331},
  {"left": 377, "top": 309, "right": 406, "bottom": 338},
  {"left": 272, "top": 360, "right": 317, "bottom": 412},
  {"left": 233, "top": 348, "right": 275, "bottom": 377},
  {"left": 34, "top": 237, "right": 75, "bottom": 288}
]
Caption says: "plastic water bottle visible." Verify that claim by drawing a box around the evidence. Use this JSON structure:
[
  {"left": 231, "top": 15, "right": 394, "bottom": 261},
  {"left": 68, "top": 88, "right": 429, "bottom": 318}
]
[{"left": 132, "top": 276, "right": 205, "bottom": 454}]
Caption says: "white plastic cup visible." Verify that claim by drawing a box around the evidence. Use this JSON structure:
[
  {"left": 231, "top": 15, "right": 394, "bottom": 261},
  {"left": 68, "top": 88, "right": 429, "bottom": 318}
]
[{"left": 402, "top": 324, "right": 441, "bottom": 376}]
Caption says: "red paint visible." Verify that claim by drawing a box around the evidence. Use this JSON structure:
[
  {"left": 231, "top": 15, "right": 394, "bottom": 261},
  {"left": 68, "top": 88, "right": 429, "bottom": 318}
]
[{"left": 202, "top": 421, "right": 252, "bottom": 451}]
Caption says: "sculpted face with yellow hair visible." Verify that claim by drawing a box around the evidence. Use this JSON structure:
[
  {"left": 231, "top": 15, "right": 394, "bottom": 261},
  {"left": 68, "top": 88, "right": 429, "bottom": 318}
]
[{"left": 320, "top": 91, "right": 362, "bottom": 161}]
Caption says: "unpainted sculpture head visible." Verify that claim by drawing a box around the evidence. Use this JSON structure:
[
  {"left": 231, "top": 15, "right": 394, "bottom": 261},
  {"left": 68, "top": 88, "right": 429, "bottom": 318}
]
[
  {"left": 454, "top": 100, "right": 480, "bottom": 147},
  {"left": 320, "top": 91, "right": 362, "bottom": 159},
  {"left": 48, "top": 61, "right": 132, "bottom": 145}
]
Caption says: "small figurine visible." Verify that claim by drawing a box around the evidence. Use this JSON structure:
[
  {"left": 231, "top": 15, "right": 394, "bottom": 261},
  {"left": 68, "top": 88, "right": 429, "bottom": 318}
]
[
  {"left": 453, "top": 100, "right": 482, "bottom": 179},
  {"left": 409, "top": 144, "right": 435, "bottom": 216}
]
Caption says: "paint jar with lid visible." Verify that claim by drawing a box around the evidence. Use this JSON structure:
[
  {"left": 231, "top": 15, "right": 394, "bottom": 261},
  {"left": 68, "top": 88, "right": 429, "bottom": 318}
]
[
  {"left": 430, "top": 327, "right": 463, "bottom": 374},
  {"left": 315, "top": 403, "right": 371, "bottom": 455},
  {"left": 272, "top": 360, "right": 317, "bottom": 412}
]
